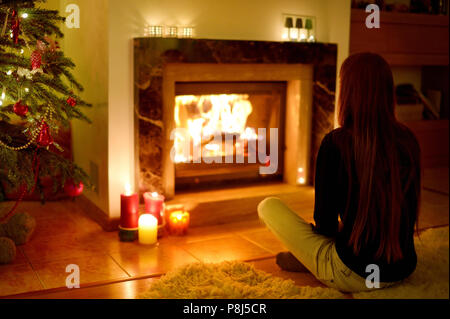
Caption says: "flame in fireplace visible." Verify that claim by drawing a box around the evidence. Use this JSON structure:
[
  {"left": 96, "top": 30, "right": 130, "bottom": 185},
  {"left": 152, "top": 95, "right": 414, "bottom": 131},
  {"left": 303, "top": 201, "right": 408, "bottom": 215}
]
[{"left": 174, "top": 94, "right": 256, "bottom": 163}]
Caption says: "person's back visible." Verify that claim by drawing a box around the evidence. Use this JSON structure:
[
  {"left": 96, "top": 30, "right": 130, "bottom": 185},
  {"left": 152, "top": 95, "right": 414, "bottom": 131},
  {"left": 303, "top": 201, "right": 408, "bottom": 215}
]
[{"left": 314, "top": 125, "right": 421, "bottom": 282}]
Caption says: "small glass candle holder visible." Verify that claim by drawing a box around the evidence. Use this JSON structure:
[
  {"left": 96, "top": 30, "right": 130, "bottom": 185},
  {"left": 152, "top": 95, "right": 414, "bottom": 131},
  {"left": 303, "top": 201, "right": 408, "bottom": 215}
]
[
  {"left": 165, "top": 204, "right": 190, "bottom": 236},
  {"left": 146, "top": 25, "right": 163, "bottom": 37},
  {"left": 180, "top": 27, "right": 194, "bottom": 38},
  {"left": 165, "top": 26, "right": 178, "bottom": 38}
]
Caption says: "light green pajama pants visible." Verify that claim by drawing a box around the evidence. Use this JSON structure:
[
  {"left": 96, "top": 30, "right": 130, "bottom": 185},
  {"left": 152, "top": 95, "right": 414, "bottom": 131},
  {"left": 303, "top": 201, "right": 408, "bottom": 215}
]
[{"left": 257, "top": 197, "right": 397, "bottom": 293}]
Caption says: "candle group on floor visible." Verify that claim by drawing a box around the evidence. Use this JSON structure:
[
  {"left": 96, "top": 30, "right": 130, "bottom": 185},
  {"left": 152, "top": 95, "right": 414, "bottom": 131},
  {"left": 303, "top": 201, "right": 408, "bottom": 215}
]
[{"left": 119, "top": 185, "right": 190, "bottom": 244}]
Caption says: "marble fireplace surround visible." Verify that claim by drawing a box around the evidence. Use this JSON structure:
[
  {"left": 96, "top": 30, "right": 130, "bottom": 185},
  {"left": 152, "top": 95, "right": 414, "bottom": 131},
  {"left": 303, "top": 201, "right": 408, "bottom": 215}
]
[{"left": 134, "top": 39, "right": 337, "bottom": 225}]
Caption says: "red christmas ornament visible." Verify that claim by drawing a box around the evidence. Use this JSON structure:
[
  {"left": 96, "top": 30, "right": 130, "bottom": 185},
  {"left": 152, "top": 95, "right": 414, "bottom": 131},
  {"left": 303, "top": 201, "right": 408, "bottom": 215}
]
[
  {"left": 31, "top": 50, "right": 42, "bottom": 70},
  {"left": 64, "top": 180, "right": 84, "bottom": 197},
  {"left": 66, "top": 96, "right": 77, "bottom": 107},
  {"left": 11, "top": 10, "right": 20, "bottom": 45},
  {"left": 37, "top": 122, "right": 53, "bottom": 147},
  {"left": 13, "top": 100, "right": 28, "bottom": 116}
]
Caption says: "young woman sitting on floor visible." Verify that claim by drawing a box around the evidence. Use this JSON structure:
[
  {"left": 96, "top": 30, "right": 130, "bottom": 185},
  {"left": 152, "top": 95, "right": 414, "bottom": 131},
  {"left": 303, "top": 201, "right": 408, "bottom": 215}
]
[{"left": 258, "top": 52, "right": 421, "bottom": 293}]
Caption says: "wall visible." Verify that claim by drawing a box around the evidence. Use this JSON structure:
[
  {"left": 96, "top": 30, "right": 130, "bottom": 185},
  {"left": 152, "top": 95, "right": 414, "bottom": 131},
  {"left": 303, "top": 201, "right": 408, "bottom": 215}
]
[
  {"left": 325, "top": 0, "right": 351, "bottom": 126},
  {"left": 65, "top": 0, "right": 109, "bottom": 214},
  {"left": 43, "top": 0, "right": 109, "bottom": 214},
  {"left": 108, "top": 0, "right": 351, "bottom": 218}
]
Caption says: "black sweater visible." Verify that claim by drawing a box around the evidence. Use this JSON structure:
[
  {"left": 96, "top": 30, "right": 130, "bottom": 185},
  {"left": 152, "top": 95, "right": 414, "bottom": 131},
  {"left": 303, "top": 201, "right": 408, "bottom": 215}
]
[{"left": 313, "top": 128, "right": 420, "bottom": 282}]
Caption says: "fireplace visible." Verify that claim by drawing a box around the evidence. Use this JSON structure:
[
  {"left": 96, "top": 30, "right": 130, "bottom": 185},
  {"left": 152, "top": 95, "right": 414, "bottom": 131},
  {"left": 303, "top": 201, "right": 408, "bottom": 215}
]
[
  {"left": 134, "top": 39, "right": 337, "bottom": 226},
  {"left": 160, "top": 62, "right": 315, "bottom": 198},
  {"left": 173, "top": 81, "right": 286, "bottom": 191}
]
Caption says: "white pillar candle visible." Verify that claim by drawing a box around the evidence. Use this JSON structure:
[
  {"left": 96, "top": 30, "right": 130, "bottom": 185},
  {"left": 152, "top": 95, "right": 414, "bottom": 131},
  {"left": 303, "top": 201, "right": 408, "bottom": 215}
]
[{"left": 138, "top": 214, "right": 158, "bottom": 245}]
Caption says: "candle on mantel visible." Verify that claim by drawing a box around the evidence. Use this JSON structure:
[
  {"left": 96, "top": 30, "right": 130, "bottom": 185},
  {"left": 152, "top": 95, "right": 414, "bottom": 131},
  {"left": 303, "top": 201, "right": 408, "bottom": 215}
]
[
  {"left": 143, "top": 192, "right": 165, "bottom": 225},
  {"left": 168, "top": 210, "right": 190, "bottom": 236},
  {"left": 138, "top": 214, "right": 158, "bottom": 245},
  {"left": 119, "top": 183, "right": 139, "bottom": 242}
]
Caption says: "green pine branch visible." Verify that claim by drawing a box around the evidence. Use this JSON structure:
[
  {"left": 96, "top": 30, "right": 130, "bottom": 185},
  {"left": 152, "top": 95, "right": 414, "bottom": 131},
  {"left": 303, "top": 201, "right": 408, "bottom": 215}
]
[{"left": 0, "top": 0, "right": 93, "bottom": 200}]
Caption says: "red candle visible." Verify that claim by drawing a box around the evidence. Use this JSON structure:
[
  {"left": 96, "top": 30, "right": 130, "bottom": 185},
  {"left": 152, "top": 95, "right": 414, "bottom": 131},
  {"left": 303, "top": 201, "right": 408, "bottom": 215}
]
[
  {"left": 120, "top": 183, "right": 139, "bottom": 229},
  {"left": 144, "top": 192, "right": 165, "bottom": 225}
]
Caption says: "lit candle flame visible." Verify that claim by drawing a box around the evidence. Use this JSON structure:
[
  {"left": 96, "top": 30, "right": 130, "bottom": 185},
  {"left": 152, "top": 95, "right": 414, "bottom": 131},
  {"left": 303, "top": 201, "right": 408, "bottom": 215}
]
[
  {"left": 151, "top": 192, "right": 159, "bottom": 198},
  {"left": 124, "top": 182, "right": 132, "bottom": 196}
]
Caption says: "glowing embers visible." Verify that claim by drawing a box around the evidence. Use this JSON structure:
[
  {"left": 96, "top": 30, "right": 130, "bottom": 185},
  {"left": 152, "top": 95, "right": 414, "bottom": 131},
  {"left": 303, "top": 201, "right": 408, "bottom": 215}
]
[{"left": 174, "top": 94, "right": 260, "bottom": 163}]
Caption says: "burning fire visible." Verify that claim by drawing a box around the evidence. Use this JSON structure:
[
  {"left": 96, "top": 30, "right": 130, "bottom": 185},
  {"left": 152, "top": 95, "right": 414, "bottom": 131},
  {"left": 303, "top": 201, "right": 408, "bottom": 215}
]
[{"left": 174, "top": 94, "right": 259, "bottom": 163}]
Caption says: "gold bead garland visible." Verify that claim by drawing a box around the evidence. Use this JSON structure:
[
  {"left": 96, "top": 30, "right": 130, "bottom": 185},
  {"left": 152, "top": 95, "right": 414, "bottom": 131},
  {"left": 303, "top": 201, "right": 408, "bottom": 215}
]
[{"left": 0, "top": 107, "right": 53, "bottom": 151}]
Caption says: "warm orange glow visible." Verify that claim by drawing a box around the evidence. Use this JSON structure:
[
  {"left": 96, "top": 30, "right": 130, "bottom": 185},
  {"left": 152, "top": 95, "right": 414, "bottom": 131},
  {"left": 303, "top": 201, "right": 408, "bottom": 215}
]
[
  {"left": 174, "top": 94, "right": 257, "bottom": 163},
  {"left": 169, "top": 210, "right": 189, "bottom": 223},
  {"left": 297, "top": 167, "right": 305, "bottom": 184},
  {"left": 168, "top": 211, "right": 190, "bottom": 235}
]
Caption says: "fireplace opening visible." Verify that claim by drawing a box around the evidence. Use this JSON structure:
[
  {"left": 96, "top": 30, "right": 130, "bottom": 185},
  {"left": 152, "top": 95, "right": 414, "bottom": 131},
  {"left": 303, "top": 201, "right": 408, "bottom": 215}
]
[{"left": 173, "top": 82, "right": 286, "bottom": 191}]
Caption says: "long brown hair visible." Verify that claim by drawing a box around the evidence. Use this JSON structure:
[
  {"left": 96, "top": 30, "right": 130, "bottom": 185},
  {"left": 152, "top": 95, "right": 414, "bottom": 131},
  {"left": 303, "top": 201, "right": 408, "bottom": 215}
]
[{"left": 338, "top": 52, "right": 420, "bottom": 263}]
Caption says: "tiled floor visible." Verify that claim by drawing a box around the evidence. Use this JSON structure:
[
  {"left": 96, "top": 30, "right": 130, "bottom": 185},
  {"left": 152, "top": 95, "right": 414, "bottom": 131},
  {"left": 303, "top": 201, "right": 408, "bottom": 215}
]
[{"left": 0, "top": 166, "right": 448, "bottom": 299}]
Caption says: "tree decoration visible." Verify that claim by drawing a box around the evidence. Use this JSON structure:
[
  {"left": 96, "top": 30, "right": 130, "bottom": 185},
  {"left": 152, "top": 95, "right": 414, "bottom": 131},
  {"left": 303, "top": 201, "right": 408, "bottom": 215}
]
[
  {"left": 10, "top": 9, "right": 19, "bottom": 44},
  {"left": 66, "top": 96, "right": 77, "bottom": 107},
  {"left": 33, "top": 39, "right": 58, "bottom": 73},
  {"left": 13, "top": 100, "right": 28, "bottom": 117},
  {"left": 17, "top": 66, "right": 42, "bottom": 79},
  {"left": 64, "top": 180, "right": 84, "bottom": 197},
  {"left": 36, "top": 40, "right": 46, "bottom": 51},
  {"left": 30, "top": 50, "right": 41, "bottom": 70},
  {"left": 36, "top": 121, "right": 53, "bottom": 147},
  {"left": 44, "top": 35, "right": 60, "bottom": 52}
]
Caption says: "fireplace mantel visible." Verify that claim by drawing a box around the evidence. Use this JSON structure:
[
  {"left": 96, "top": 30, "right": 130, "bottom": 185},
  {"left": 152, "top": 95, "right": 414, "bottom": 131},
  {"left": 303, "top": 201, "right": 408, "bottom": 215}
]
[{"left": 134, "top": 38, "right": 337, "bottom": 201}]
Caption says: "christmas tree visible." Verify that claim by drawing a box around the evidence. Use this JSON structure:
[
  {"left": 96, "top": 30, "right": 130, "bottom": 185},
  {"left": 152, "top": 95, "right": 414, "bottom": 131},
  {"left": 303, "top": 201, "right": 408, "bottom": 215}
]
[{"left": 0, "top": 0, "right": 91, "bottom": 218}]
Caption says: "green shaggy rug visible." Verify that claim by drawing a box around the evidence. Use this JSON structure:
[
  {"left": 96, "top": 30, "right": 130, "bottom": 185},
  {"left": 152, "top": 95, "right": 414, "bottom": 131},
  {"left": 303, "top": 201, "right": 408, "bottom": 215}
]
[{"left": 140, "top": 226, "right": 448, "bottom": 299}]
